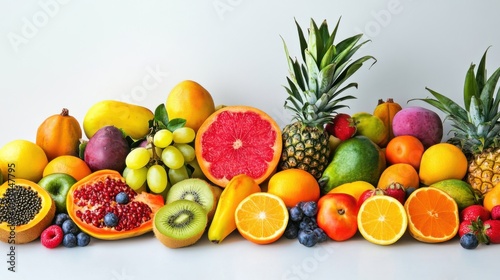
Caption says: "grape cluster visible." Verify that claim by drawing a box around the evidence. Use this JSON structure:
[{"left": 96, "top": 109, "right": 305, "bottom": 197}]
[
  {"left": 123, "top": 126, "right": 197, "bottom": 194},
  {"left": 284, "top": 201, "right": 328, "bottom": 247}
]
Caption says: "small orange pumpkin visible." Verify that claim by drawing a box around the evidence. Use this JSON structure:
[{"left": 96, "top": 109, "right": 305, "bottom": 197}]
[{"left": 36, "top": 108, "right": 82, "bottom": 161}]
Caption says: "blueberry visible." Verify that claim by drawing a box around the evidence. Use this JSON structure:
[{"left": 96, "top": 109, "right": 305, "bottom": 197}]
[
  {"left": 77, "top": 232, "right": 91, "bottom": 247},
  {"left": 283, "top": 222, "right": 299, "bottom": 239},
  {"left": 299, "top": 217, "right": 317, "bottom": 230},
  {"left": 298, "top": 229, "right": 318, "bottom": 247},
  {"left": 301, "top": 201, "right": 318, "bottom": 217},
  {"left": 62, "top": 219, "right": 79, "bottom": 235},
  {"left": 62, "top": 233, "right": 77, "bottom": 248},
  {"left": 460, "top": 233, "right": 479, "bottom": 249},
  {"left": 405, "top": 187, "right": 416, "bottom": 198},
  {"left": 104, "top": 212, "right": 119, "bottom": 227},
  {"left": 53, "top": 213, "right": 70, "bottom": 226},
  {"left": 115, "top": 192, "right": 129, "bottom": 204},
  {"left": 289, "top": 206, "right": 304, "bottom": 222},
  {"left": 314, "top": 227, "right": 328, "bottom": 243}
]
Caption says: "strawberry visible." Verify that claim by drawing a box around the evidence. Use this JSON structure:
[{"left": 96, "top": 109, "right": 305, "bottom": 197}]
[
  {"left": 325, "top": 113, "right": 356, "bottom": 141},
  {"left": 458, "top": 220, "right": 473, "bottom": 237},
  {"left": 482, "top": 219, "right": 500, "bottom": 244},
  {"left": 384, "top": 182, "right": 406, "bottom": 205},
  {"left": 490, "top": 205, "right": 500, "bottom": 220},
  {"left": 459, "top": 205, "right": 491, "bottom": 223}
]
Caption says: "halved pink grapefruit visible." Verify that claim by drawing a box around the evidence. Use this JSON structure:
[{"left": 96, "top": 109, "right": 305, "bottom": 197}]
[{"left": 195, "top": 105, "right": 282, "bottom": 188}]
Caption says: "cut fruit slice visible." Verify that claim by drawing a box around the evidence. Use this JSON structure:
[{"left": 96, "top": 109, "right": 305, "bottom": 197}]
[
  {"left": 357, "top": 195, "right": 407, "bottom": 245},
  {"left": 195, "top": 106, "right": 282, "bottom": 187},
  {"left": 404, "top": 187, "right": 459, "bottom": 243},
  {"left": 235, "top": 192, "right": 288, "bottom": 245},
  {"left": 153, "top": 200, "right": 208, "bottom": 249}
]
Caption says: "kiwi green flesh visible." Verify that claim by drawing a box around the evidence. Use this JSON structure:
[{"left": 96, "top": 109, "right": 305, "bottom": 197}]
[
  {"left": 166, "top": 178, "right": 214, "bottom": 213},
  {"left": 154, "top": 200, "right": 207, "bottom": 240}
]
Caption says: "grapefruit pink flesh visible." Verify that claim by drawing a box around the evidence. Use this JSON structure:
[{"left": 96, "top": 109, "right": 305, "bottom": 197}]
[{"left": 195, "top": 106, "right": 282, "bottom": 187}]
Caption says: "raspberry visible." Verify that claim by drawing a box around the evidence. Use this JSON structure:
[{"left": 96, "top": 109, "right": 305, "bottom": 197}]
[{"left": 41, "top": 225, "right": 64, "bottom": 249}]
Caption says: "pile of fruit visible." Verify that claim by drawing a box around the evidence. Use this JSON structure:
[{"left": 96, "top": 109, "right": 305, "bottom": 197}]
[{"left": 2, "top": 18, "right": 500, "bottom": 251}]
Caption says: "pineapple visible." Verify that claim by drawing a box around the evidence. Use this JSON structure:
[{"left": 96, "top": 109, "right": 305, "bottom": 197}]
[
  {"left": 415, "top": 48, "right": 500, "bottom": 194},
  {"left": 279, "top": 18, "right": 375, "bottom": 179}
]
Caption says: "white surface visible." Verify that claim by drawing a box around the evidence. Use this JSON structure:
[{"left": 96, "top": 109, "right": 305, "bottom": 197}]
[{"left": 1, "top": 0, "right": 500, "bottom": 279}]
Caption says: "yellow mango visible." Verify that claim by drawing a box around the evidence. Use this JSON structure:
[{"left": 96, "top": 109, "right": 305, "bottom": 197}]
[{"left": 83, "top": 100, "right": 154, "bottom": 140}]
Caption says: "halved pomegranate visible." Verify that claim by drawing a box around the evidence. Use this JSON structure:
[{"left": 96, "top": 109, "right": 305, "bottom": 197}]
[{"left": 66, "top": 169, "right": 164, "bottom": 240}]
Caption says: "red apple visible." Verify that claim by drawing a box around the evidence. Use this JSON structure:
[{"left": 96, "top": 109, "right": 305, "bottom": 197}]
[{"left": 316, "top": 193, "right": 358, "bottom": 241}]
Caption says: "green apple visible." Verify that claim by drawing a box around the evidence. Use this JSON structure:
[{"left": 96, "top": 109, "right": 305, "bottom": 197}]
[
  {"left": 352, "top": 112, "right": 388, "bottom": 147},
  {"left": 38, "top": 173, "right": 77, "bottom": 213}
]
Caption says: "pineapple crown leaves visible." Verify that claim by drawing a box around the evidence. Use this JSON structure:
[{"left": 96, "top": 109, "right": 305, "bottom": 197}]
[
  {"left": 282, "top": 17, "right": 376, "bottom": 128},
  {"left": 411, "top": 47, "right": 500, "bottom": 154}
]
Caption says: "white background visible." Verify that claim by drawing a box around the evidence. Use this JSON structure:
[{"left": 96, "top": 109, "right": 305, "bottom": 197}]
[{"left": 1, "top": 0, "right": 500, "bottom": 279}]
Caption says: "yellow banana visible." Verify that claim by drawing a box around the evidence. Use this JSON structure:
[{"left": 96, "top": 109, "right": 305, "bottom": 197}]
[{"left": 208, "top": 174, "right": 261, "bottom": 243}]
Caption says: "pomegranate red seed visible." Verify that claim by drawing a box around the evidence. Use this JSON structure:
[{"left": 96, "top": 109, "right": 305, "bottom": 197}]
[{"left": 72, "top": 176, "right": 151, "bottom": 231}]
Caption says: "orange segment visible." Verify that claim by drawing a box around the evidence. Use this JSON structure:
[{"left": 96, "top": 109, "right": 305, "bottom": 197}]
[
  {"left": 357, "top": 195, "right": 407, "bottom": 245},
  {"left": 235, "top": 192, "right": 289, "bottom": 245},
  {"left": 404, "top": 187, "right": 459, "bottom": 243}
]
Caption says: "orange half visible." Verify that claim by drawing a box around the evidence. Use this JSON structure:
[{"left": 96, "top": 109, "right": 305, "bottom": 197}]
[
  {"left": 357, "top": 195, "right": 407, "bottom": 245},
  {"left": 235, "top": 192, "right": 289, "bottom": 245},
  {"left": 404, "top": 187, "right": 459, "bottom": 243}
]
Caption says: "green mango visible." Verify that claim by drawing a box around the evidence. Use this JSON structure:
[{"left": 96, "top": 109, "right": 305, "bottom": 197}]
[{"left": 319, "top": 136, "right": 386, "bottom": 195}]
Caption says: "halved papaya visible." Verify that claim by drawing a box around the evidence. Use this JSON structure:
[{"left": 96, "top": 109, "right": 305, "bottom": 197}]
[
  {"left": 66, "top": 169, "right": 164, "bottom": 240},
  {"left": 0, "top": 179, "right": 56, "bottom": 244}
]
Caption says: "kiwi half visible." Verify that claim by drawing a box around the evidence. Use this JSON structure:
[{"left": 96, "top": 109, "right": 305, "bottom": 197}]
[
  {"left": 153, "top": 200, "right": 207, "bottom": 249},
  {"left": 166, "top": 178, "right": 221, "bottom": 220}
]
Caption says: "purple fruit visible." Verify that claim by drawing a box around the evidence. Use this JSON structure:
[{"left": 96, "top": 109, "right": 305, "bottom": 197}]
[
  {"left": 84, "top": 126, "right": 130, "bottom": 172},
  {"left": 392, "top": 106, "right": 443, "bottom": 148}
]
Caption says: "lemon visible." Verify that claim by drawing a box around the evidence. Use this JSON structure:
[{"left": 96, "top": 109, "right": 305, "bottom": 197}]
[
  {"left": 0, "top": 140, "right": 48, "bottom": 182},
  {"left": 328, "top": 181, "right": 375, "bottom": 202},
  {"left": 418, "top": 143, "right": 468, "bottom": 186}
]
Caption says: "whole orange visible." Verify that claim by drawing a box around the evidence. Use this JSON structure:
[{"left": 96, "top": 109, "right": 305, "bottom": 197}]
[
  {"left": 385, "top": 135, "right": 424, "bottom": 170},
  {"left": 377, "top": 163, "right": 420, "bottom": 190},
  {"left": 166, "top": 80, "right": 216, "bottom": 133},
  {"left": 43, "top": 155, "right": 92, "bottom": 181},
  {"left": 267, "top": 169, "right": 320, "bottom": 208}
]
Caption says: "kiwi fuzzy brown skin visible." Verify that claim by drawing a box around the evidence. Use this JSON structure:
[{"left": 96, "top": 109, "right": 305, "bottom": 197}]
[
  {"left": 153, "top": 200, "right": 208, "bottom": 249},
  {"left": 166, "top": 178, "right": 221, "bottom": 221}
]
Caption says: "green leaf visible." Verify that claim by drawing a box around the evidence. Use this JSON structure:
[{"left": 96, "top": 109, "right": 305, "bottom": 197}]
[
  {"left": 463, "top": 63, "right": 479, "bottom": 111},
  {"left": 154, "top": 103, "right": 169, "bottom": 128},
  {"left": 333, "top": 34, "right": 362, "bottom": 65},
  {"left": 481, "top": 67, "right": 500, "bottom": 118},
  {"left": 167, "top": 118, "right": 186, "bottom": 131},
  {"left": 294, "top": 18, "right": 308, "bottom": 62},
  {"left": 317, "top": 63, "right": 336, "bottom": 94},
  {"left": 468, "top": 96, "right": 483, "bottom": 126},
  {"left": 320, "top": 45, "right": 335, "bottom": 70},
  {"left": 325, "top": 17, "right": 341, "bottom": 51},
  {"left": 305, "top": 49, "right": 319, "bottom": 95},
  {"left": 307, "top": 19, "right": 320, "bottom": 66},
  {"left": 476, "top": 47, "right": 490, "bottom": 92}
]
